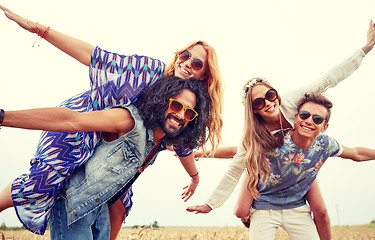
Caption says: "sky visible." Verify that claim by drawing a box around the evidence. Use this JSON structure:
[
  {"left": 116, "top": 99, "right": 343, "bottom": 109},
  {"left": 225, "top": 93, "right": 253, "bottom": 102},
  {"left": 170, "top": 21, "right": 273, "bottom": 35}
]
[{"left": 0, "top": 0, "right": 375, "bottom": 229}]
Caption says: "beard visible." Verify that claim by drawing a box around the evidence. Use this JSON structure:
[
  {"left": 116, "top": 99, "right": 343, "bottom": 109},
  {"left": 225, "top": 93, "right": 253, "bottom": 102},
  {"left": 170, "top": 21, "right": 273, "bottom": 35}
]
[{"left": 161, "top": 113, "right": 187, "bottom": 138}]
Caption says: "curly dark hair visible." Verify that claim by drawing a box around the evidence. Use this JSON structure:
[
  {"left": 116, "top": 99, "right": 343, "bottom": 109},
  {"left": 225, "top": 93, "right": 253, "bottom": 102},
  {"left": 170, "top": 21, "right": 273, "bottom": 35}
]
[{"left": 134, "top": 76, "right": 210, "bottom": 150}]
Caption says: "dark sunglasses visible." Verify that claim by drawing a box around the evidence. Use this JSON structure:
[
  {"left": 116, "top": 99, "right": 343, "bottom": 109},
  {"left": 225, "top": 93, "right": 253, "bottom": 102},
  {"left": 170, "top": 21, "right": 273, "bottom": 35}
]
[
  {"left": 298, "top": 110, "right": 327, "bottom": 125},
  {"left": 252, "top": 89, "right": 278, "bottom": 110},
  {"left": 168, "top": 98, "right": 199, "bottom": 121},
  {"left": 178, "top": 50, "right": 204, "bottom": 71}
]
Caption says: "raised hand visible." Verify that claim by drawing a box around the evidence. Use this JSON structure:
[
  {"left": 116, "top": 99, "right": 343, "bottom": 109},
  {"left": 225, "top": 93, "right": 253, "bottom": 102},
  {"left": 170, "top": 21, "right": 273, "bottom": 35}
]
[{"left": 362, "top": 19, "right": 375, "bottom": 54}]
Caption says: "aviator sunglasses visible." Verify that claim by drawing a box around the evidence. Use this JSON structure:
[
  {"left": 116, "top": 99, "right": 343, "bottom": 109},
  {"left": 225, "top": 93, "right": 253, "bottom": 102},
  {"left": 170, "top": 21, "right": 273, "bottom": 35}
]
[
  {"left": 298, "top": 110, "right": 327, "bottom": 125},
  {"left": 178, "top": 50, "right": 204, "bottom": 71},
  {"left": 168, "top": 98, "right": 199, "bottom": 121},
  {"left": 252, "top": 89, "right": 278, "bottom": 110}
]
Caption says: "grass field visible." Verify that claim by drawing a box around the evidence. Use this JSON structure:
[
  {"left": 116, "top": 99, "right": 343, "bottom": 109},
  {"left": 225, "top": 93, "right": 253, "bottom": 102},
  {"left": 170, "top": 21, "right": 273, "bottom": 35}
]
[{"left": 1, "top": 225, "right": 375, "bottom": 239}]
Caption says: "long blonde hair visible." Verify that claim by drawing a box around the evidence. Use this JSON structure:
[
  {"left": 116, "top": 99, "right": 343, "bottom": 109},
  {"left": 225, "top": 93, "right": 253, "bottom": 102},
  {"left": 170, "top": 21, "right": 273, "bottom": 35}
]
[
  {"left": 242, "top": 77, "right": 284, "bottom": 198},
  {"left": 164, "top": 41, "right": 223, "bottom": 154}
]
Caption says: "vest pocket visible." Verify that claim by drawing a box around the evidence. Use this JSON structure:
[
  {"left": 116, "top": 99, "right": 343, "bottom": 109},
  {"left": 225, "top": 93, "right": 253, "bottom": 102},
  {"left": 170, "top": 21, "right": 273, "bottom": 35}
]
[{"left": 108, "top": 142, "right": 140, "bottom": 174}]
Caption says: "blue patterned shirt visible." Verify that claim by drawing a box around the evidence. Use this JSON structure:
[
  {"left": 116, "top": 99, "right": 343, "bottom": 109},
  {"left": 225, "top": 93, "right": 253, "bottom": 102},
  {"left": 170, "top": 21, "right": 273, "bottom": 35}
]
[{"left": 253, "top": 131, "right": 342, "bottom": 210}]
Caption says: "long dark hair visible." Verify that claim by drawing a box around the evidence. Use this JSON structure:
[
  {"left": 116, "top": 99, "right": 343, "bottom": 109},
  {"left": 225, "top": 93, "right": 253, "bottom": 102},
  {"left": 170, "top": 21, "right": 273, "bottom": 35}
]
[{"left": 134, "top": 76, "right": 210, "bottom": 150}]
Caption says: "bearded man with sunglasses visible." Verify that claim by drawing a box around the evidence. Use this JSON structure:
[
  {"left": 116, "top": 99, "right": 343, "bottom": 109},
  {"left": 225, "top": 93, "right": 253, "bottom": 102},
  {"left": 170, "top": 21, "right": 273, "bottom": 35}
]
[
  {"left": 0, "top": 76, "right": 210, "bottom": 239},
  {"left": 233, "top": 92, "right": 375, "bottom": 240}
]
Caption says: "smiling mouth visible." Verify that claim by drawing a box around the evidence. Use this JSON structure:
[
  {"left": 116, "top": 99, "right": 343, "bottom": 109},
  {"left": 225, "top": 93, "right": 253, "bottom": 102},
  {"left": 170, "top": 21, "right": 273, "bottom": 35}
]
[
  {"left": 179, "top": 65, "right": 190, "bottom": 75},
  {"left": 301, "top": 124, "right": 314, "bottom": 131},
  {"left": 265, "top": 105, "right": 275, "bottom": 112},
  {"left": 168, "top": 115, "right": 184, "bottom": 127}
]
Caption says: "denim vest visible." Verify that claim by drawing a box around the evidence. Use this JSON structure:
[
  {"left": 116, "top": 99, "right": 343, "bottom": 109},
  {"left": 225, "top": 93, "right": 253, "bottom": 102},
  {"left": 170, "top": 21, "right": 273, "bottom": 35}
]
[{"left": 62, "top": 104, "right": 162, "bottom": 226}]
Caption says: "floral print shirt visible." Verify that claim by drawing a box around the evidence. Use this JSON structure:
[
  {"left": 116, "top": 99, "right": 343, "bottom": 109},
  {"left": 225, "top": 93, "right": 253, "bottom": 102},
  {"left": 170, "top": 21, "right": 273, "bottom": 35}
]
[{"left": 253, "top": 131, "right": 342, "bottom": 210}]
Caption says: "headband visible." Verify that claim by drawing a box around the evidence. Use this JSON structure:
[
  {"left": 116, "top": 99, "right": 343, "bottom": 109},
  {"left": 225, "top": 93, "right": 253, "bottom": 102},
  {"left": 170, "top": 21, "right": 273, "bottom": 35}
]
[{"left": 242, "top": 78, "right": 269, "bottom": 103}]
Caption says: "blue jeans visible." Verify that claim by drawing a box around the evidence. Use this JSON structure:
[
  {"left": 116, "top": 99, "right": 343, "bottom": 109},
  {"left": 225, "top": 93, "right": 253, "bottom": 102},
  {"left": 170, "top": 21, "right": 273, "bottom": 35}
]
[{"left": 49, "top": 197, "right": 110, "bottom": 240}]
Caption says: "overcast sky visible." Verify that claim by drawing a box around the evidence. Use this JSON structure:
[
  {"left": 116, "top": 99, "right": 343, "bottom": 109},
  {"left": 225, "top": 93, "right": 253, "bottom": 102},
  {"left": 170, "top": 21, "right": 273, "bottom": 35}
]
[{"left": 1, "top": 0, "right": 375, "bottom": 229}]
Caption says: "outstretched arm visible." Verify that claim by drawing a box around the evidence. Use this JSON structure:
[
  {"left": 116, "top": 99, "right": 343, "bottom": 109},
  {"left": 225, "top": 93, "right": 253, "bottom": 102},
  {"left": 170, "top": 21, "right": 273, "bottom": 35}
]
[
  {"left": 1, "top": 4, "right": 93, "bottom": 66},
  {"left": 339, "top": 145, "right": 375, "bottom": 162},
  {"left": 194, "top": 146, "right": 238, "bottom": 159},
  {"left": 286, "top": 20, "right": 375, "bottom": 106},
  {"left": 1, "top": 107, "right": 133, "bottom": 134}
]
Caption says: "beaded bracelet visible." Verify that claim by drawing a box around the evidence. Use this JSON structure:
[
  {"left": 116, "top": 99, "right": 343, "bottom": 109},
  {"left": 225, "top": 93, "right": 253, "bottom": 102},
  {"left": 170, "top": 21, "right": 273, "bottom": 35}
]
[{"left": 0, "top": 109, "right": 5, "bottom": 129}]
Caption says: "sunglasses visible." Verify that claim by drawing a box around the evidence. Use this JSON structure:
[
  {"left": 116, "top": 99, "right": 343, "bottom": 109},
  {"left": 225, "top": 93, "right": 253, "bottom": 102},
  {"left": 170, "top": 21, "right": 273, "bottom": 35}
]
[
  {"left": 298, "top": 110, "right": 327, "bottom": 125},
  {"left": 168, "top": 98, "right": 199, "bottom": 121},
  {"left": 178, "top": 50, "right": 204, "bottom": 71},
  {"left": 252, "top": 89, "right": 278, "bottom": 110}
]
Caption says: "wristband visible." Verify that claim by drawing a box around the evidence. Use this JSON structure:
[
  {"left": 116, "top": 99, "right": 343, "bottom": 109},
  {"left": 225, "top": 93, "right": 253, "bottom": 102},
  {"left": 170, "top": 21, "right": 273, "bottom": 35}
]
[
  {"left": 0, "top": 109, "right": 5, "bottom": 128},
  {"left": 190, "top": 172, "right": 199, "bottom": 178}
]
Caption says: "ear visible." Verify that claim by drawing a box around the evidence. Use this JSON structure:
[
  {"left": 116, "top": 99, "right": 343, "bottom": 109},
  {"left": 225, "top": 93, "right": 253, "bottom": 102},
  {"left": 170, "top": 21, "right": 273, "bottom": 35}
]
[{"left": 320, "top": 123, "right": 329, "bottom": 133}]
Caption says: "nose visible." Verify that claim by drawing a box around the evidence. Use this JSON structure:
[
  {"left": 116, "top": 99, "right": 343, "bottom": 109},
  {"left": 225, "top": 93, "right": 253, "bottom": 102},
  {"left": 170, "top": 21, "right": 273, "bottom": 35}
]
[
  {"left": 304, "top": 115, "right": 314, "bottom": 125},
  {"left": 175, "top": 109, "right": 186, "bottom": 121},
  {"left": 182, "top": 59, "right": 192, "bottom": 69},
  {"left": 264, "top": 99, "right": 273, "bottom": 107}
]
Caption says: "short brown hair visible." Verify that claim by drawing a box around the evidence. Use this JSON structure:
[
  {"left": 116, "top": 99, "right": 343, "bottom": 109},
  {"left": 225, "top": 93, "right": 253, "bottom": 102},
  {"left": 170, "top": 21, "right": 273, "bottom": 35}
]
[{"left": 297, "top": 93, "right": 333, "bottom": 122}]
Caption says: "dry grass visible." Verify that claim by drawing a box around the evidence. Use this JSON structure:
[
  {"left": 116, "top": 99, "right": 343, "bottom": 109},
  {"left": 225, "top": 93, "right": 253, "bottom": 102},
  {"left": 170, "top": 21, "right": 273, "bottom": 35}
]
[{"left": 1, "top": 225, "right": 375, "bottom": 239}]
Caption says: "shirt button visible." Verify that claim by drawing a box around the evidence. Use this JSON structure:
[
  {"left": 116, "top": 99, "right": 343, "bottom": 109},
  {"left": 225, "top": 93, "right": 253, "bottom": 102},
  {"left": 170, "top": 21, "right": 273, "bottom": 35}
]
[
  {"left": 147, "top": 141, "right": 152, "bottom": 146},
  {"left": 96, "top": 198, "right": 100, "bottom": 202},
  {"left": 72, "top": 211, "right": 77, "bottom": 216}
]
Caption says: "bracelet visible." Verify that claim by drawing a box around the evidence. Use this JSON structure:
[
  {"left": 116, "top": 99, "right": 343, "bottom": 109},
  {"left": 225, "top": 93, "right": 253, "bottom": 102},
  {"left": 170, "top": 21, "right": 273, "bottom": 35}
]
[
  {"left": 41, "top": 26, "right": 50, "bottom": 39},
  {"left": 27, "top": 22, "right": 50, "bottom": 47},
  {"left": 190, "top": 172, "right": 199, "bottom": 178},
  {"left": 0, "top": 109, "right": 5, "bottom": 129},
  {"left": 27, "top": 21, "right": 40, "bottom": 36}
]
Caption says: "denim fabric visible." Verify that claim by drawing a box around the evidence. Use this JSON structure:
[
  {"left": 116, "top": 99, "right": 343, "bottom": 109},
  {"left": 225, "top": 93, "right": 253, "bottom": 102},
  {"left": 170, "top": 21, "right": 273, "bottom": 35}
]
[
  {"left": 49, "top": 197, "right": 110, "bottom": 240},
  {"left": 62, "top": 104, "right": 162, "bottom": 227}
]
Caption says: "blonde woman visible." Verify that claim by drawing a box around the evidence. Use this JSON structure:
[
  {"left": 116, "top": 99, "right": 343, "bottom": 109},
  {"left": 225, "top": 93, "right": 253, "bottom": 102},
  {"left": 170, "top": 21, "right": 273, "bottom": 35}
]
[{"left": 0, "top": 5, "right": 223, "bottom": 238}]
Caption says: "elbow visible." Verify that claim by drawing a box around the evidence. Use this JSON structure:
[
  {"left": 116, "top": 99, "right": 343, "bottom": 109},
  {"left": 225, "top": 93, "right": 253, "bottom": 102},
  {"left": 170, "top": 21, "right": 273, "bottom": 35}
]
[{"left": 234, "top": 206, "right": 250, "bottom": 218}]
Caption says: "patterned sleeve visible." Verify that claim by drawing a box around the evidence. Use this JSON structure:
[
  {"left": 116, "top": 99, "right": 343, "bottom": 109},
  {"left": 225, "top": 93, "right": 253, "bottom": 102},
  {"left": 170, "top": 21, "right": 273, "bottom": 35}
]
[
  {"left": 173, "top": 144, "right": 193, "bottom": 157},
  {"left": 327, "top": 135, "right": 343, "bottom": 157},
  {"left": 89, "top": 46, "right": 165, "bottom": 111}
]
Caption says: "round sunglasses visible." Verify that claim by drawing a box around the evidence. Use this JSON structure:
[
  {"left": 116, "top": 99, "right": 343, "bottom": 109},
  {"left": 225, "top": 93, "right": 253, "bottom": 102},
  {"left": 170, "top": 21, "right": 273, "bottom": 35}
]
[
  {"left": 298, "top": 110, "right": 327, "bottom": 125},
  {"left": 252, "top": 89, "right": 278, "bottom": 110},
  {"left": 168, "top": 98, "right": 198, "bottom": 121},
  {"left": 178, "top": 50, "right": 204, "bottom": 71}
]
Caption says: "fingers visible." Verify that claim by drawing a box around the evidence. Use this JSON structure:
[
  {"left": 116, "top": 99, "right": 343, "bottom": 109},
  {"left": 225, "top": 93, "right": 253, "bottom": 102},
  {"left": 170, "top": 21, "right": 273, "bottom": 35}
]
[
  {"left": 186, "top": 206, "right": 198, "bottom": 212},
  {"left": 183, "top": 192, "right": 192, "bottom": 202},
  {"left": 0, "top": 5, "right": 10, "bottom": 12}
]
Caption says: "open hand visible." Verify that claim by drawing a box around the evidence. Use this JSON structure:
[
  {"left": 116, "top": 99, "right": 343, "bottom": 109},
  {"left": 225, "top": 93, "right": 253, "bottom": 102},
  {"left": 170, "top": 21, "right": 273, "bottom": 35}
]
[
  {"left": 181, "top": 180, "right": 198, "bottom": 202},
  {"left": 0, "top": 4, "right": 39, "bottom": 33}
]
